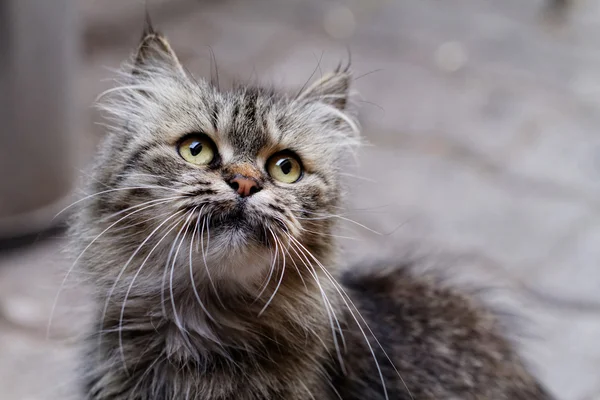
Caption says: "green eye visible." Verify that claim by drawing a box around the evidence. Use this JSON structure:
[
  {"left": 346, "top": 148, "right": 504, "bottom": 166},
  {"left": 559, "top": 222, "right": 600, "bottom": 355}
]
[
  {"left": 178, "top": 135, "right": 216, "bottom": 165},
  {"left": 266, "top": 152, "right": 303, "bottom": 183}
]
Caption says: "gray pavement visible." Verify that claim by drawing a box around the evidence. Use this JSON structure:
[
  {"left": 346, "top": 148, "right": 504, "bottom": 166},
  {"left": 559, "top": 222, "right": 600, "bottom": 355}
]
[{"left": 1, "top": 0, "right": 599, "bottom": 398}]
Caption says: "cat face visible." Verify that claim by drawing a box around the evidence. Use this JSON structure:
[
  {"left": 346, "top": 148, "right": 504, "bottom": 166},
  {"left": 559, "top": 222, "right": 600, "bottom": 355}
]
[{"left": 84, "top": 29, "right": 359, "bottom": 287}]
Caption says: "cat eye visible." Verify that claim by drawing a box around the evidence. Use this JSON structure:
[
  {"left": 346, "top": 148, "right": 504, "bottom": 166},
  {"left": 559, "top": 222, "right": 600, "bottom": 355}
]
[
  {"left": 266, "top": 152, "right": 303, "bottom": 184},
  {"left": 178, "top": 134, "right": 216, "bottom": 166}
]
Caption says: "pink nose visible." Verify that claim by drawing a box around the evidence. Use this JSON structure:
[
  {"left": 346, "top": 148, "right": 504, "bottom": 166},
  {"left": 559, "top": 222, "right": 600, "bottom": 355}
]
[{"left": 228, "top": 175, "right": 262, "bottom": 197}]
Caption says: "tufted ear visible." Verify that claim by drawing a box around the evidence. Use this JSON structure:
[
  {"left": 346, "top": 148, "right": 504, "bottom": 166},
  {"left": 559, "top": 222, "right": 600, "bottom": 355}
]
[
  {"left": 132, "top": 17, "right": 185, "bottom": 77},
  {"left": 297, "top": 68, "right": 351, "bottom": 110}
]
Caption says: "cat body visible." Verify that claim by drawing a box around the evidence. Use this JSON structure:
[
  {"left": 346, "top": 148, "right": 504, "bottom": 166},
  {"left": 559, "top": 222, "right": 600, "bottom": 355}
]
[
  {"left": 73, "top": 24, "right": 553, "bottom": 400},
  {"left": 82, "top": 267, "right": 550, "bottom": 400},
  {"left": 335, "top": 268, "right": 551, "bottom": 399}
]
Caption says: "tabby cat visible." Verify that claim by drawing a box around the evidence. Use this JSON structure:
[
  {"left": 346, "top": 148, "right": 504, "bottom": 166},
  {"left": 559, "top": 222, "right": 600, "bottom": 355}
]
[{"left": 72, "top": 22, "right": 554, "bottom": 400}]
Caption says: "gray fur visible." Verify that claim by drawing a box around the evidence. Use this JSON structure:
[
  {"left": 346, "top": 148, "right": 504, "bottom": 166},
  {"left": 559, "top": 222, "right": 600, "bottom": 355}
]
[{"left": 72, "top": 25, "right": 553, "bottom": 400}]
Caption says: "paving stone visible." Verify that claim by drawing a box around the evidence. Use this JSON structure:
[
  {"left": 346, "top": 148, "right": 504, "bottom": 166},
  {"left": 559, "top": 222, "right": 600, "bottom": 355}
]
[
  {"left": 0, "top": 320, "right": 79, "bottom": 400},
  {"left": 0, "top": 238, "right": 92, "bottom": 338}
]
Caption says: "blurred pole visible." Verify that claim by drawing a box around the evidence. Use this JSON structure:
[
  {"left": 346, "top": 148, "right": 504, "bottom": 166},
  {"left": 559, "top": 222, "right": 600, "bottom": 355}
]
[{"left": 0, "top": 0, "right": 79, "bottom": 239}]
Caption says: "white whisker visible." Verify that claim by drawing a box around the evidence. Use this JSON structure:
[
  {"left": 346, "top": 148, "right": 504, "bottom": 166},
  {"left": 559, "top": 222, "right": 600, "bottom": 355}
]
[
  {"left": 287, "top": 234, "right": 414, "bottom": 400},
  {"left": 299, "top": 226, "right": 361, "bottom": 241},
  {"left": 296, "top": 212, "right": 382, "bottom": 236},
  {"left": 169, "top": 211, "right": 197, "bottom": 338},
  {"left": 47, "top": 198, "right": 179, "bottom": 339},
  {"left": 200, "top": 212, "right": 224, "bottom": 308},
  {"left": 278, "top": 230, "right": 308, "bottom": 290},
  {"left": 255, "top": 227, "right": 279, "bottom": 303},
  {"left": 54, "top": 186, "right": 184, "bottom": 220},
  {"left": 338, "top": 172, "right": 378, "bottom": 183},
  {"left": 284, "top": 237, "right": 346, "bottom": 375},
  {"left": 97, "top": 196, "right": 185, "bottom": 224},
  {"left": 116, "top": 212, "right": 186, "bottom": 372},
  {"left": 189, "top": 206, "right": 217, "bottom": 323},
  {"left": 259, "top": 229, "right": 287, "bottom": 316}
]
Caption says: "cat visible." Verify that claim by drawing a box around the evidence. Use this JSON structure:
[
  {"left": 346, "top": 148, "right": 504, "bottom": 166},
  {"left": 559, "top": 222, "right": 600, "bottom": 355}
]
[{"left": 71, "top": 21, "right": 555, "bottom": 400}]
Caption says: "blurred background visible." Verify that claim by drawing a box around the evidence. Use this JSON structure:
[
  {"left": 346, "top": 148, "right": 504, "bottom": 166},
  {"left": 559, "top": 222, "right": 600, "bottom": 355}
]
[{"left": 1, "top": 0, "right": 599, "bottom": 399}]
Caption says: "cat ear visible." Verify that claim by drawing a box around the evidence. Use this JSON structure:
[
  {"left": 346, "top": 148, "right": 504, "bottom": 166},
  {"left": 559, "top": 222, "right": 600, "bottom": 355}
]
[
  {"left": 297, "top": 67, "right": 351, "bottom": 110},
  {"left": 132, "top": 17, "right": 185, "bottom": 77}
]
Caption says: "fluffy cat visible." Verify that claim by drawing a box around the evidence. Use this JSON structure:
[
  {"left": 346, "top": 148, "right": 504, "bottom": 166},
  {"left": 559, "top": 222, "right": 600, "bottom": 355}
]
[{"left": 72, "top": 22, "right": 554, "bottom": 400}]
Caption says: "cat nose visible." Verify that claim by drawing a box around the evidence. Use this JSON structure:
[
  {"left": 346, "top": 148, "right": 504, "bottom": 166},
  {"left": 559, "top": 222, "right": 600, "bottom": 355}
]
[{"left": 227, "top": 175, "right": 262, "bottom": 197}]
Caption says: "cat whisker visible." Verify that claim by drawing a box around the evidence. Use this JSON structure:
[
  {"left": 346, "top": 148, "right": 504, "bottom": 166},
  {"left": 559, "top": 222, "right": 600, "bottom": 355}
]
[
  {"left": 287, "top": 234, "right": 414, "bottom": 400},
  {"left": 189, "top": 206, "right": 217, "bottom": 323},
  {"left": 47, "top": 198, "right": 180, "bottom": 339},
  {"left": 107, "top": 209, "right": 179, "bottom": 236},
  {"left": 292, "top": 243, "right": 345, "bottom": 355},
  {"left": 330, "top": 203, "right": 394, "bottom": 213},
  {"left": 168, "top": 211, "right": 198, "bottom": 345},
  {"left": 54, "top": 186, "right": 184, "bottom": 220},
  {"left": 76, "top": 168, "right": 112, "bottom": 190},
  {"left": 296, "top": 212, "right": 382, "bottom": 236},
  {"left": 269, "top": 215, "right": 293, "bottom": 237},
  {"left": 284, "top": 237, "right": 346, "bottom": 375},
  {"left": 116, "top": 212, "right": 186, "bottom": 373},
  {"left": 113, "top": 172, "right": 167, "bottom": 180},
  {"left": 295, "top": 208, "right": 363, "bottom": 218},
  {"left": 298, "top": 208, "right": 407, "bottom": 237},
  {"left": 353, "top": 68, "right": 384, "bottom": 81},
  {"left": 200, "top": 211, "right": 224, "bottom": 308},
  {"left": 356, "top": 99, "right": 385, "bottom": 114},
  {"left": 255, "top": 227, "right": 279, "bottom": 303},
  {"left": 338, "top": 172, "right": 378, "bottom": 183},
  {"left": 290, "top": 236, "right": 389, "bottom": 394},
  {"left": 258, "top": 229, "right": 287, "bottom": 316},
  {"left": 298, "top": 226, "right": 361, "bottom": 242},
  {"left": 159, "top": 209, "right": 193, "bottom": 334},
  {"left": 97, "top": 196, "right": 185, "bottom": 224},
  {"left": 113, "top": 172, "right": 176, "bottom": 184},
  {"left": 96, "top": 207, "right": 185, "bottom": 328},
  {"left": 280, "top": 238, "right": 308, "bottom": 291}
]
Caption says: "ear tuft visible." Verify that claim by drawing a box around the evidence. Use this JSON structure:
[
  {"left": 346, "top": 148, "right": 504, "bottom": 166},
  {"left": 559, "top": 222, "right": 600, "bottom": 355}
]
[
  {"left": 132, "top": 20, "right": 185, "bottom": 77},
  {"left": 297, "top": 70, "right": 351, "bottom": 111},
  {"left": 142, "top": 7, "right": 156, "bottom": 38}
]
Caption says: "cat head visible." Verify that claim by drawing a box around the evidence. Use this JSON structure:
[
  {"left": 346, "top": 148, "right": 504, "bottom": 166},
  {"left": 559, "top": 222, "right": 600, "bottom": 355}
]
[{"left": 82, "top": 24, "right": 360, "bottom": 291}]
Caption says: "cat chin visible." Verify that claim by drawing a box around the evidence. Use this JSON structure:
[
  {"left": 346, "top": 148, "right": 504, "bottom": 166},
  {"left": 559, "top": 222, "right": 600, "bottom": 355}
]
[
  {"left": 200, "top": 228, "right": 274, "bottom": 284},
  {"left": 207, "top": 222, "right": 266, "bottom": 250},
  {"left": 185, "top": 209, "right": 286, "bottom": 286}
]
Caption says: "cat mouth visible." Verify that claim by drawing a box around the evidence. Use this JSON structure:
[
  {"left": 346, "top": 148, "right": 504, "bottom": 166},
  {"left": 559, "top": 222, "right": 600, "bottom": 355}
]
[
  {"left": 202, "top": 205, "right": 270, "bottom": 245},
  {"left": 213, "top": 207, "right": 247, "bottom": 228},
  {"left": 182, "top": 200, "right": 283, "bottom": 249}
]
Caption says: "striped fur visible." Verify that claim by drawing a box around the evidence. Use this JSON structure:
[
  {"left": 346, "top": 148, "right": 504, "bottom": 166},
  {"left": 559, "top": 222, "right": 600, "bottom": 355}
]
[{"left": 71, "top": 25, "right": 553, "bottom": 400}]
